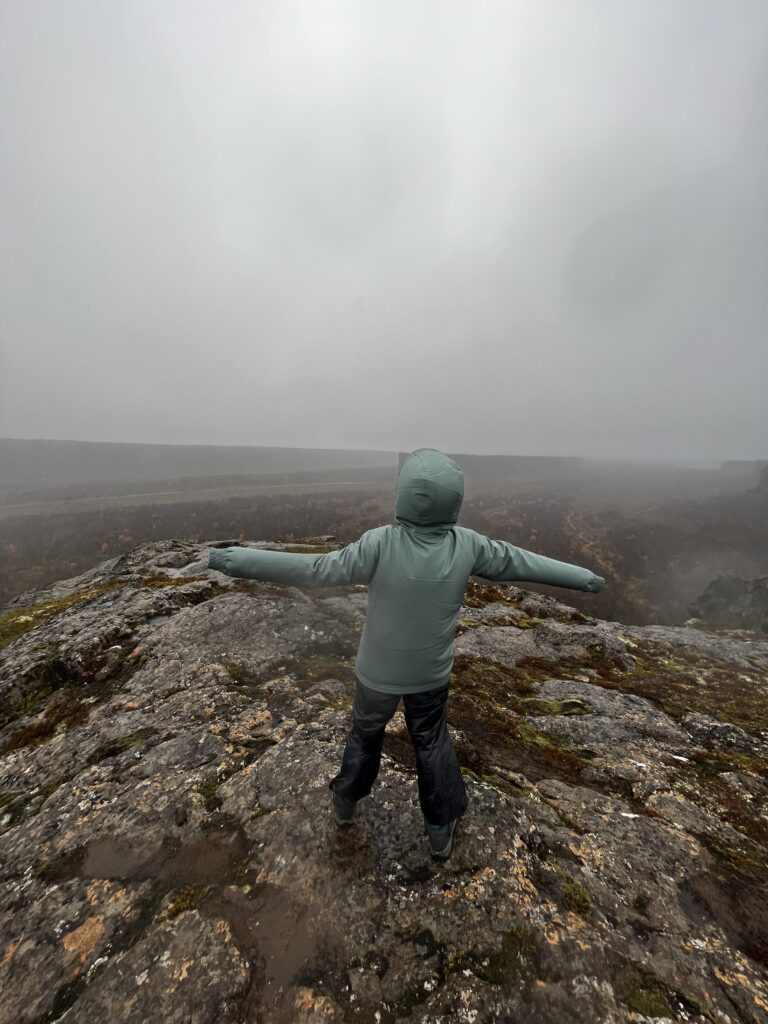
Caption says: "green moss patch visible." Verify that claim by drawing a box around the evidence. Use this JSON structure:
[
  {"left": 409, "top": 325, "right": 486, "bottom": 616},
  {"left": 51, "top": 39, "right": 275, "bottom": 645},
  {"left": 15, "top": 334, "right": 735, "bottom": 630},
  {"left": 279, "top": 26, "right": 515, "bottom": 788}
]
[
  {"left": 224, "top": 661, "right": 248, "bottom": 683},
  {"left": 456, "top": 617, "right": 483, "bottom": 632},
  {"left": 512, "top": 616, "right": 544, "bottom": 629},
  {"left": 684, "top": 750, "right": 768, "bottom": 846},
  {"left": 0, "top": 582, "right": 124, "bottom": 651},
  {"left": 482, "top": 925, "right": 541, "bottom": 986},
  {"left": 136, "top": 574, "right": 212, "bottom": 589},
  {"left": 456, "top": 614, "right": 544, "bottom": 635},
  {"left": 669, "top": 750, "right": 768, "bottom": 945},
  {"left": 617, "top": 964, "right": 713, "bottom": 1021},
  {"left": 561, "top": 876, "right": 592, "bottom": 916},
  {"left": 547, "top": 862, "right": 592, "bottom": 916},
  {"left": 198, "top": 774, "right": 224, "bottom": 813},
  {"left": 165, "top": 883, "right": 212, "bottom": 918},
  {"left": 88, "top": 728, "right": 159, "bottom": 765},
  {"left": 399, "top": 923, "right": 543, "bottom": 1010},
  {"left": 13, "top": 684, "right": 55, "bottom": 716},
  {"left": 393, "top": 933, "right": 479, "bottom": 1015},
  {"left": 586, "top": 637, "right": 768, "bottom": 735},
  {"left": 502, "top": 635, "right": 768, "bottom": 738},
  {"left": 515, "top": 721, "right": 592, "bottom": 781},
  {"left": 33, "top": 639, "right": 63, "bottom": 658},
  {"left": 620, "top": 981, "right": 673, "bottom": 1017},
  {"left": 0, "top": 686, "right": 90, "bottom": 755},
  {"left": 196, "top": 751, "right": 274, "bottom": 817},
  {"left": 447, "top": 654, "right": 593, "bottom": 784},
  {"left": 282, "top": 651, "right": 357, "bottom": 687},
  {"left": 463, "top": 579, "right": 521, "bottom": 609}
]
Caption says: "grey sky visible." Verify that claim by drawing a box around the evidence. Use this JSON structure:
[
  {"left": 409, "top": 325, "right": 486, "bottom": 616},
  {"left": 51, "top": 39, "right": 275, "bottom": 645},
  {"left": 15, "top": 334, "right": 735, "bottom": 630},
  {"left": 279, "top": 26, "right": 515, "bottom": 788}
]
[{"left": 1, "top": 1, "right": 766, "bottom": 461}]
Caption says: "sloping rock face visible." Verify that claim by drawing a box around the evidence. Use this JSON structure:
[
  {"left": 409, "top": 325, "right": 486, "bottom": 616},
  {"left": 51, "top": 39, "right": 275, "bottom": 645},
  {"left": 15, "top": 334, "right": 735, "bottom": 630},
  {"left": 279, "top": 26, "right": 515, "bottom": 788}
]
[{"left": 1, "top": 538, "right": 767, "bottom": 1024}]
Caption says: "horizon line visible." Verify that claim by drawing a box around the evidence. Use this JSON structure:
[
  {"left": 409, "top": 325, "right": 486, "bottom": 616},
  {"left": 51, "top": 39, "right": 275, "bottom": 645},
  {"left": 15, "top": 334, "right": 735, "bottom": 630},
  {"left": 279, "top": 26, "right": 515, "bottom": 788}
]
[{"left": 1, "top": 435, "right": 766, "bottom": 465}]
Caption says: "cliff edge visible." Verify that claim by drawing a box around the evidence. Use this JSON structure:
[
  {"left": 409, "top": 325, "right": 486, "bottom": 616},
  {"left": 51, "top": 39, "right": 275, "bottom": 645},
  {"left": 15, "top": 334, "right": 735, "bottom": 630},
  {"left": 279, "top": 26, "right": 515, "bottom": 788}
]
[{"left": 1, "top": 539, "right": 767, "bottom": 1024}]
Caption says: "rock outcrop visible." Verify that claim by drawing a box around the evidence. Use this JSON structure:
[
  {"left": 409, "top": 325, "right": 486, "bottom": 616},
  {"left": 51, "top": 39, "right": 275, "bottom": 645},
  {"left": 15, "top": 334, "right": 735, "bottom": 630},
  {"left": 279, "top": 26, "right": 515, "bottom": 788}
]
[
  {"left": 689, "top": 575, "right": 768, "bottom": 638},
  {"left": 1, "top": 538, "right": 767, "bottom": 1024}
]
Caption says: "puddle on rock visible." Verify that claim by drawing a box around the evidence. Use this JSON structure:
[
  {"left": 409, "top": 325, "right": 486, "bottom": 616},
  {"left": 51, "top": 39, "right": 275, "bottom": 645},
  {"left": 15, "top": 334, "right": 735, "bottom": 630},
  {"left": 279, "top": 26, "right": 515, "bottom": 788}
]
[
  {"left": 78, "top": 829, "right": 249, "bottom": 886},
  {"left": 201, "top": 883, "right": 318, "bottom": 993},
  {"left": 71, "top": 831, "right": 327, "bottom": 1021}
]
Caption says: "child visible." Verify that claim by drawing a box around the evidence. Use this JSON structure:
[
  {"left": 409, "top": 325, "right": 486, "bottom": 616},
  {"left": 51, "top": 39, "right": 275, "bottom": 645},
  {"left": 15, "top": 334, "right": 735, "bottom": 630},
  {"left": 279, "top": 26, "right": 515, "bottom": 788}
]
[{"left": 207, "top": 447, "right": 605, "bottom": 860}]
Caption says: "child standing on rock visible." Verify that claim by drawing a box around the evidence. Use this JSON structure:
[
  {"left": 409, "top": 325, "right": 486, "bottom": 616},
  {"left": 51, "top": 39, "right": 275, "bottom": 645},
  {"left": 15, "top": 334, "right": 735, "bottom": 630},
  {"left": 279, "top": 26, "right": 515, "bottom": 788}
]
[{"left": 208, "top": 448, "right": 605, "bottom": 860}]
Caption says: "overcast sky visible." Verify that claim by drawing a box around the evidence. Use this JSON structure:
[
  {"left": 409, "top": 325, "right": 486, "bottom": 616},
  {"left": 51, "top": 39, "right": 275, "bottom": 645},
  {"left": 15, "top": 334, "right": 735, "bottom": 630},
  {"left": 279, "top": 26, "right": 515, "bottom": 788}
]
[{"left": 1, "top": 1, "right": 766, "bottom": 462}]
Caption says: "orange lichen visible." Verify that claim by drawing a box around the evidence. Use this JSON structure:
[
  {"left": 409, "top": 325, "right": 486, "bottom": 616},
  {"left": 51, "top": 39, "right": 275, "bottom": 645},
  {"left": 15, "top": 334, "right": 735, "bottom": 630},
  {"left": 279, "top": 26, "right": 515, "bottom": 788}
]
[{"left": 62, "top": 917, "right": 104, "bottom": 963}]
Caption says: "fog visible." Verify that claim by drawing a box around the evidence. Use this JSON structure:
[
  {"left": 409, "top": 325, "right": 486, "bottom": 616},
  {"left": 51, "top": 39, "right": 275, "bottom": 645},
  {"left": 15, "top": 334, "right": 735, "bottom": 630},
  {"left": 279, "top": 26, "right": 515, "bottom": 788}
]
[{"left": 1, "top": 1, "right": 766, "bottom": 461}]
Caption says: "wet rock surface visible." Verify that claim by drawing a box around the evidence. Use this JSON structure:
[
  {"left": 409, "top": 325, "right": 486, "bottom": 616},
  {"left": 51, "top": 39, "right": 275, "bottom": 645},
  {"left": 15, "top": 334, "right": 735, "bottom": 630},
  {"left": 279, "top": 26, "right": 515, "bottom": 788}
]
[{"left": 1, "top": 538, "right": 767, "bottom": 1023}]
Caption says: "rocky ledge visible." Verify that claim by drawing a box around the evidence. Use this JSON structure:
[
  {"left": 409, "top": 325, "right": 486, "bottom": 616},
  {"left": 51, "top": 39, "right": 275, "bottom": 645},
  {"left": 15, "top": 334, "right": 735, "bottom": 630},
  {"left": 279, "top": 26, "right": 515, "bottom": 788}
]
[{"left": 1, "top": 538, "right": 767, "bottom": 1024}]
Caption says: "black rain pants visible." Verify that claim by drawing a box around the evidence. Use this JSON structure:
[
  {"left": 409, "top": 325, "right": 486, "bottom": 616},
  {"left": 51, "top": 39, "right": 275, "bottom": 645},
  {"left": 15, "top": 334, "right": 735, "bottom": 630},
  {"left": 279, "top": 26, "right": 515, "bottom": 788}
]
[{"left": 328, "top": 676, "right": 468, "bottom": 828}]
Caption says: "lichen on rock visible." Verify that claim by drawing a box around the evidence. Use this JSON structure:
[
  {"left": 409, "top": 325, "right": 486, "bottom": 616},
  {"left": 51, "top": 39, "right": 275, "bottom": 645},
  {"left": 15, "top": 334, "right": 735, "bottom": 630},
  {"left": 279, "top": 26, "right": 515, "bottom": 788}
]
[{"left": 1, "top": 538, "right": 767, "bottom": 1023}]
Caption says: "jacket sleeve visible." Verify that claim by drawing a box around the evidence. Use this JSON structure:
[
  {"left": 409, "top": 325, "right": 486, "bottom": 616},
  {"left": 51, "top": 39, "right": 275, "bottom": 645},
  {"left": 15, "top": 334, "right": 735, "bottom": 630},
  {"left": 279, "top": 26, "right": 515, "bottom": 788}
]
[
  {"left": 207, "top": 530, "right": 381, "bottom": 588},
  {"left": 470, "top": 532, "right": 604, "bottom": 592}
]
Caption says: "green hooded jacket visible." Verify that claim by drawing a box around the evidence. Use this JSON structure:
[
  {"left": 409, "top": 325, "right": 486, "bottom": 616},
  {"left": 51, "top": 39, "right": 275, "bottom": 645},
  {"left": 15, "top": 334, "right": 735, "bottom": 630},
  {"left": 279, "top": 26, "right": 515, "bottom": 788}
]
[{"left": 207, "top": 448, "right": 605, "bottom": 694}]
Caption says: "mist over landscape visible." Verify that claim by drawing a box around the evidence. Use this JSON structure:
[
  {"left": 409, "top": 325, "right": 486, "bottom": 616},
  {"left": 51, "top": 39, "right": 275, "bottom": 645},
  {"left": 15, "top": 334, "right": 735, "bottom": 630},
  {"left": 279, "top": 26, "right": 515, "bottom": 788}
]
[
  {"left": 1, "top": 437, "right": 766, "bottom": 636},
  {"left": 2, "top": 1, "right": 765, "bottom": 615},
  {"left": 1, "top": 2, "right": 767, "bottom": 461},
  {"left": 2, "top": 3, "right": 768, "bottom": 1022}
]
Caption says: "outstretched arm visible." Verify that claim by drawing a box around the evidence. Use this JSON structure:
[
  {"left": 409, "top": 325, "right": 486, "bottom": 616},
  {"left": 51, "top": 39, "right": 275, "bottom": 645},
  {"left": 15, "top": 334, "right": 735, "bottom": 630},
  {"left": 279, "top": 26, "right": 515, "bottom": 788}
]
[
  {"left": 207, "top": 530, "right": 381, "bottom": 588},
  {"left": 471, "top": 532, "right": 604, "bottom": 592}
]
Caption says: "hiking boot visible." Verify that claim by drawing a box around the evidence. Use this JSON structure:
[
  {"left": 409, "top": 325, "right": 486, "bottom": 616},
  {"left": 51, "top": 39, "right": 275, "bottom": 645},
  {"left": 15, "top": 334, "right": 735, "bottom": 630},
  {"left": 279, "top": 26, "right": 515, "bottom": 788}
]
[
  {"left": 425, "top": 818, "right": 458, "bottom": 860},
  {"left": 333, "top": 791, "right": 357, "bottom": 827}
]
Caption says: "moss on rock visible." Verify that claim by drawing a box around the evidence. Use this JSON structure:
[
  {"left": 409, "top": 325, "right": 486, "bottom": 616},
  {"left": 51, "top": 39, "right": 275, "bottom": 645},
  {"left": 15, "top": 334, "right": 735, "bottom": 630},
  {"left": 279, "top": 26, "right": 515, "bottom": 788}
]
[{"left": 0, "top": 582, "right": 124, "bottom": 651}]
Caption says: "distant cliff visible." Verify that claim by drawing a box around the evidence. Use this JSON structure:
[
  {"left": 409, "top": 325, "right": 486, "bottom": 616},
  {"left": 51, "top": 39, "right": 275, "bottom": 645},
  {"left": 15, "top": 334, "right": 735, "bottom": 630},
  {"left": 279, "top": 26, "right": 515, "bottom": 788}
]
[
  {"left": 0, "top": 437, "right": 397, "bottom": 489},
  {"left": 1, "top": 539, "right": 767, "bottom": 1024}
]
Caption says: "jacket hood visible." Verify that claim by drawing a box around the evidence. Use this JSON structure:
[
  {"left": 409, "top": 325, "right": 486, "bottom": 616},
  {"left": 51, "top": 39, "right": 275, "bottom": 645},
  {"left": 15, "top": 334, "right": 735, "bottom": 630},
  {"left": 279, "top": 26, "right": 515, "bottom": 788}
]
[{"left": 394, "top": 448, "right": 464, "bottom": 533}]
